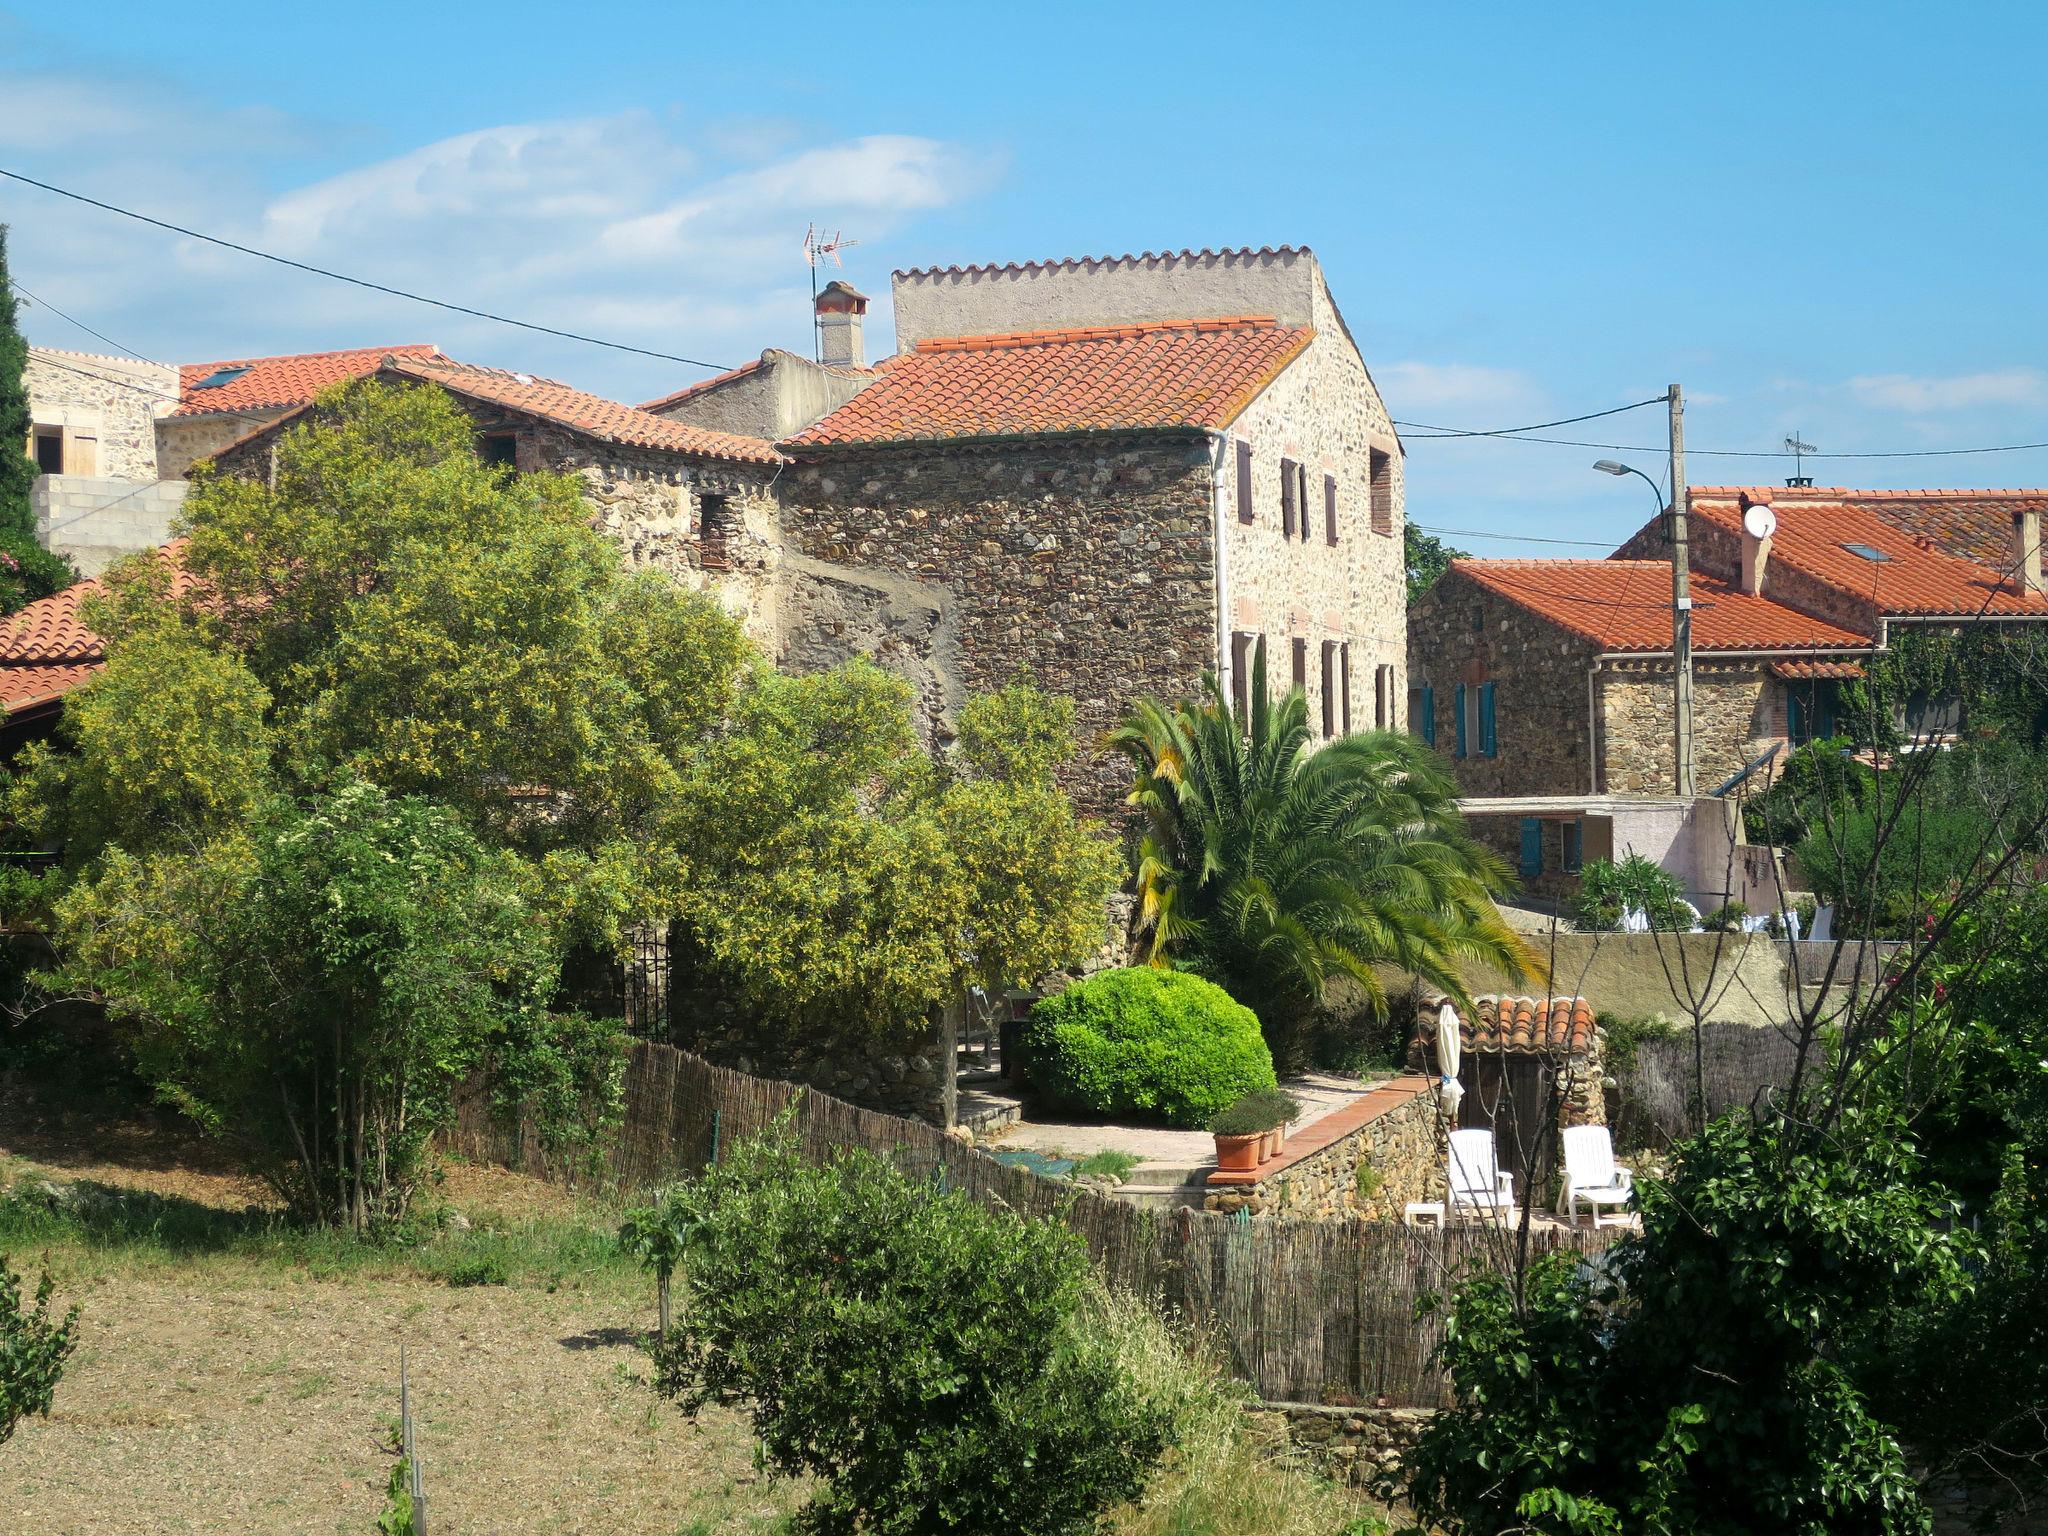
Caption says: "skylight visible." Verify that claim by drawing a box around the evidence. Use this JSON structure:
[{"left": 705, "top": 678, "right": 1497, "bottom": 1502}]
[
  {"left": 189, "top": 365, "right": 252, "bottom": 391},
  {"left": 1840, "top": 542, "right": 1893, "bottom": 563}
]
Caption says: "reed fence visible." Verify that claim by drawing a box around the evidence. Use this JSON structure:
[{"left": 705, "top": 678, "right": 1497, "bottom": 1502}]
[{"left": 451, "top": 1040, "right": 1623, "bottom": 1406}]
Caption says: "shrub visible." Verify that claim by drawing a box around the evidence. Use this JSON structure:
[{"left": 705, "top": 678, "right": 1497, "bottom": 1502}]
[
  {"left": 1700, "top": 899, "right": 1750, "bottom": 933},
  {"left": 0, "top": 1256, "right": 76, "bottom": 1446},
  {"left": 1023, "top": 968, "right": 1276, "bottom": 1128},
  {"left": 651, "top": 1127, "right": 1172, "bottom": 1536},
  {"left": 1210, "top": 1088, "right": 1300, "bottom": 1136},
  {"left": 1573, "top": 854, "right": 1691, "bottom": 932}
]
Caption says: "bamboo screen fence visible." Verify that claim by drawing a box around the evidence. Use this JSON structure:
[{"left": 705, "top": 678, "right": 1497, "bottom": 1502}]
[{"left": 452, "top": 1040, "right": 1624, "bottom": 1406}]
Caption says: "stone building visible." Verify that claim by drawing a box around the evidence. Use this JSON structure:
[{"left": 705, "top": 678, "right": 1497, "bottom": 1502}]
[
  {"left": 754, "top": 246, "right": 1409, "bottom": 814},
  {"left": 21, "top": 347, "right": 187, "bottom": 578}
]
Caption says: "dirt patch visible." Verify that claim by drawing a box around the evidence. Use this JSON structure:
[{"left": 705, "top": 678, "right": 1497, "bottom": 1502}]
[{"left": 0, "top": 1265, "right": 799, "bottom": 1535}]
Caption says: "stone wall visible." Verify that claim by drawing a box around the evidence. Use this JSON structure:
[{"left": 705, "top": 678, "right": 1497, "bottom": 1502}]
[
  {"left": 1408, "top": 567, "right": 1598, "bottom": 795},
  {"left": 24, "top": 348, "right": 176, "bottom": 480},
  {"left": 1599, "top": 659, "right": 1782, "bottom": 795},
  {"left": 1246, "top": 1401, "right": 1430, "bottom": 1489},
  {"left": 647, "top": 349, "right": 871, "bottom": 441},
  {"left": 157, "top": 409, "right": 296, "bottom": 480},
  {"left": 31, "top": 475, "right": 189, "bottom": 578},
  {"left": 780, "top": 436, "right": 1219, "bottom": 817},
  {"left": 1205, "top": 1076, "right": 1439, "bottom": 1220}
]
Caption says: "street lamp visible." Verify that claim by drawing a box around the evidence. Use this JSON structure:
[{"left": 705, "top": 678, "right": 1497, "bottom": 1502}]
[{"left": 1594, "top": 458, "right": 1695, "bottom": 796}]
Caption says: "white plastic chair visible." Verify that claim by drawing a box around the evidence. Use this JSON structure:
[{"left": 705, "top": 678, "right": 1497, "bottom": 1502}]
[
  {"left": 1561, "top": 1125, "right": 1634, "bottom": 1229},
  {"left": 1447, "top": 1128, "right": 1515, "bottom": 1221}
]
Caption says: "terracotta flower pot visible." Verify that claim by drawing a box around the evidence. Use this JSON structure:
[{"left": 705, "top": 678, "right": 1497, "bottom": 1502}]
[
  {"left": 1271, "top": 1120, "right": 1288, "bottom": 1154},
  {"left": 1214, "top": 1132, "right": 1263, "bottom": 1172},
  {"left": 1257, "top": 1129, "right": 1277, "bottom": 1162}
]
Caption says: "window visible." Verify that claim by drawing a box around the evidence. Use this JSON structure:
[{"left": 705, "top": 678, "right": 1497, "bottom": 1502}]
[
  {"left": 1479, "top": 681, "right": 1498, "bottom": 757},
  {"left": 1519, "top": 818, "right": 1544, "bottom": 880},
  {"left": 1321, "top": 641, "right": 1339, "bottom": 737},
  {"left": 1455, "top": 682, "right": 1496, "bottom": 758},
  {"left": 1375, "top": 664, "right": 1393, "bottom": 730},
  {"left": 1290, "top": 636, "right": 1307, "bottom": 692},
  {"left": 1279, "top": 458, "right": 1298, "bottom": 538},
  {"left": 32, "top": 427, "right": 63, "bottom": 475},
  {"left": 478, "top": 433, "right": 519, "bottom": 469},
  {"left": 1410, "top": 684, "right": 1436, "bottom": 746},
  {"left": 1324, "top": 473, "right": 1338, "bottom": 546},
  {"left": 1562, "top": 819, "right": 1585, "bottom": 875},
  {"left": 1230, "top": 631, "right": 1257, "bottom": 724},
  {"left": 1235, "top": 439, "right": 1254, "bottom": 524},
  {"left": 1340, "top": 643, "right": 1352, "bottom": 733},
  {"left": 1471, "top": 606, "right": 1485, "bottom": 633},
  {"left": 697, "top": 491, "right": 732, "bottom": 570},
  {"left": 188, "top": 364, "right": 252, "bottom": 392},
  {"left": 1902, "top": 690, "right": 1964, "bottom": 739},
  {"left": 1369, "top": 446, "right": 1394, "bottom": 536},
  {"left": 1297, "top": 463, "right": 1311, "bottom": 543},
  {"left": 1787, "top": 681, "right": 1839, "bottom": 746}
]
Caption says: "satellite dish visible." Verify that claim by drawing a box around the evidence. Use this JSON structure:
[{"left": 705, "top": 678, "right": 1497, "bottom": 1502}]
[{"left": 1743, "top": 504, "right": 1778, "bottom": 540}]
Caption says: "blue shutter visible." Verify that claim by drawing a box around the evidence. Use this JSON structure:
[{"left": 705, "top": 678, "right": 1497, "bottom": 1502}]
[
  {"left": 1788, "top": 689, "right": 1806, "bottom": 745},
  {"left": 1420, "top": 684, "right": 1436, "bottom": 746},
  {"left": 1519, "top": 818, "right": 1543, "bottom": 879},
  {"left": 1453, "top": 685, "right": 1467, "bottom": 757},
  {"left": 1480, "top": 682, "right": 1498, "bottom": 757}
]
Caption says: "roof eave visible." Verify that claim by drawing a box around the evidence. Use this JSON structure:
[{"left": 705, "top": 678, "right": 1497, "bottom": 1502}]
[{"left": 782, "top": 423, "right": 1213, "bottom": 456}]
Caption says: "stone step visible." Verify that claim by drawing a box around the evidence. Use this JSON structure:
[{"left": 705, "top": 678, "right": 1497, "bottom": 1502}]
[{"left": 1111, "top": 1181, "right": 1210, "bottom": 1211}]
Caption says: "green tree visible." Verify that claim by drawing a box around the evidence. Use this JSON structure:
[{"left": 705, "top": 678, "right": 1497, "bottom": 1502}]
[
  {"left": 1405, "top": 523, "right": 1467, "bottom": 606},
  {"left": 0, "top": 1257, "right": 76, "bottom": 1446},
  {"left": 651, "top": 1125, "right": 1172, "bottom": 1535},
  {"left": 1111, "top": 639, "right": 1530, "bottom": 1056},
  {"left": 49, "top": 780, "right": 615, "bottom": 1228},
  {"left": 0, "top": 225, "right": 77, "bottom": 613}
]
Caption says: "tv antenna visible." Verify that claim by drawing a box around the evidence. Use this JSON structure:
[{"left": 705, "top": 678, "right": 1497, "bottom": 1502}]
[
  {"left": 803, "top": 225, "right": 860, "bottom": 361},
  {"left": 1784, "top": 434, "right": 1817, "bottom": 488}
]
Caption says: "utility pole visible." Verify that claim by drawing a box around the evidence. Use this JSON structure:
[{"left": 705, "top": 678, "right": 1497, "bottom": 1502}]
[{"left": 1667, "top": 383, "right": 1695, "bottom": 797}]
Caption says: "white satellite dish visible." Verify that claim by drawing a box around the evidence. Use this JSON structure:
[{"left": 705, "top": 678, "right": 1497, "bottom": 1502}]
[{"left": 1743, "top": 504, "right": 1778, "bottom": 540}]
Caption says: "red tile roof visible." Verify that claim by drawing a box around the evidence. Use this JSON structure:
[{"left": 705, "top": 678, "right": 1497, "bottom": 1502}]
[
  {"left": 788, "top": 316, "right": 1313, "bottom": 447},
  {"left": 1689, "top": 490, "right": 2048, "bottom": 618},
  {"left": 1451, "top": 560, "right": 1871, "bottom": 652},
  {"left": 1769, "top": 659, "right": 1866, "bottom": 681},
  {"left": 384, "top": 357, "right": 782, "bottom": 464},
  {"left": 636, "top": 357, "right": 767, "bottom": 413},
  {"left": 1412, "top": 996, "right": 1598, "bottom": 1061},
  {"left": 172, "top": 345, "right": 442, "bottom": 417},
  {"left": 893, "top": 245, "right": 1308, "bottom": 278},
  {"left": 1695, "top": 485, "right": 2048, "bottom": 569},
  {"left": 0, "top": 545, "right": 189, "bottom": 718}
]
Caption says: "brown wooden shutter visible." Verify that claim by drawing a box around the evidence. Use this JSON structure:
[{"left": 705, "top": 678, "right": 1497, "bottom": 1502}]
[
  {"left": 1236, "top": 439, "right": 1254, "bottom": 523},
  {"left": 1280, "top": 458, "right": 1297, "bottom": 538},
  {"left": 1324, "top": 473, "right": 1338, "bottom": 545}
]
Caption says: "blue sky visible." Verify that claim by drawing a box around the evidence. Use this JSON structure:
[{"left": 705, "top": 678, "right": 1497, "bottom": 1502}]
[{"left": 4, "top": 0, "right": 2045, "bottom": 554}]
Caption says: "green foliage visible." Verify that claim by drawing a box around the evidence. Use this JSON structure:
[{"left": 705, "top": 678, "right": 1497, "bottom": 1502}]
[
  {"left": 1207, "top": 1098, "right": 1278, "bottom": 1138},
  {"left": 1571, "top": 854, "right": 1690, "bottom": 932},
  {"left": 1398, "top": 1111, "right": 1969, "bottom": 1536},
  {"left": 1111, "top": 639, "right": 1530, "bottom": 1062},
  {"left": 650, "top": 1127, "right": 1173, "bottom": 1535},
  {"left": 1405, "top": 524, "right": 1467, "bottom": 607},
  {"left": 1070, "top": 1149, "right": 1141, "bottom": 1183},
  {"left": 1699, "top": 899, "right": 1749, "bottom": 933},
  {"left": 442, "top": 1253, "right": 509, "bottom": 1288},
  {"left": 618, "top": 1183, "right": 692, "bottom": 1336},
  {"left": 1745, "top": 737, "right": 1873, "bottom": 847},
  {"left": 0, "top": 226, "right": 78, "bottom": 615},
  {"left": 0, "top": 1255, "right": 77, "bottom": 1445},
  {"left": 1353, "top": 1161, "right": 1382, "bottom": 1203},
  {"left": 48, "top": 779, "right": 618, "bottom": 1228},
  {"left": 1024, "top": 968, "right": 1277, "bottom": 1129},
  {"left": 374, "top": 1457, "right": 418, "bottom": 1536},
  {"left": 1238, "top": 1086, "right": 1301, "bottom": 1130}
]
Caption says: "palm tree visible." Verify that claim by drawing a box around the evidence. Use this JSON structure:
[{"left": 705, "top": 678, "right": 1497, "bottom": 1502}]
[{"left": 1109, "top": 640, "right": 1533, "bottom": 1055}]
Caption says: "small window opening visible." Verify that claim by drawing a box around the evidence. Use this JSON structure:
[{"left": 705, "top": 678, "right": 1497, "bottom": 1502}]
[{"left": 33, "top": 428, "right": 64, "bottom": 475}]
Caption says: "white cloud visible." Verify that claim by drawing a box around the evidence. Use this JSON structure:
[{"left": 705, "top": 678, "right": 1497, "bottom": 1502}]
[
  {"left": 1374, "top": 361, "right": 1545, "bottom": 425},
  {"left": 1847, "top": 368, "right": 2048, "bottom": 412}
]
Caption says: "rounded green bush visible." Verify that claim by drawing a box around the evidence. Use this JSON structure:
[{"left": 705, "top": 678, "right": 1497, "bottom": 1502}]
[{"left": 1022, "top": 968, "right": 1277, "bottom": 1128}]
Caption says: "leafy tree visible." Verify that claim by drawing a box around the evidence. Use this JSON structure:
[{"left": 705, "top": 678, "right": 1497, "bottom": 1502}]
[
  {"left": 618, "top": 1184, "right": 692, "bottom": 1340},
  {"left": 1405, "top": 523, "right": 1467, "bottom": 606},
  {"left": 1111, "top": 639, "right": 1529, "bottom": 1058},
  {"left": 0, "top": 1256, "right": 76, "bottom": 1446},
  {"left": 48, "top": 780, "right": 615, "bottom": 1228},
  {"left": 0, "top": 225, "right": 77, "bottom": 613},
  {"left": 651, "top": 1125, "right": 1172, "bottom": 1535},
  {"left": 1571, "top": 853, "right": 1692, "bottom": 932}
]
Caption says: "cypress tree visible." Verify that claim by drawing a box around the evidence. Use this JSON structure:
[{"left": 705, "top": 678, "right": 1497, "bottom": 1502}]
[{"left": 0, "top": 225, "right": 79, "bottom": 613}]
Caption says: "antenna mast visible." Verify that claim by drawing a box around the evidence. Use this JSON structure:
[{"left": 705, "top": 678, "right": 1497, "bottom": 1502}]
[
  {"left": 1784, "top": 434, "right": 1817, "bottom": 488},
  {"left": 802, "top": 224, "right": 860, "bottom": 362}
]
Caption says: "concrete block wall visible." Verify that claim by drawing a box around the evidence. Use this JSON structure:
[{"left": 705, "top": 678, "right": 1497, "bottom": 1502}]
[{"left": 32, "top": 476, "right": 190, "bottom": 578}]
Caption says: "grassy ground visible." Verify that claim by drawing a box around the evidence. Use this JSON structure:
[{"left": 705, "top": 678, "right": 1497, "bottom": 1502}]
[{"left": 0, "top": 1058, "right": 1391, "bottom": 1535}]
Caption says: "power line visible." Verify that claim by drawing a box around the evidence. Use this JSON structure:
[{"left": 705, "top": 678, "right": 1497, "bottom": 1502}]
[
  {"left": 6, "top": 277, "right": 164, "bottom": 366},
  {"left": 0, "top": 166, "right": 734, "bottom": 374},
  {"left": 1399, "top": 419, "right": 2048, "bottom": 460},
  {"left": 1413, "top": 522, "right": 1616, "bottom": 548},
  {"left": 1389, "top": 396, "right": 1665, "bottom": 440}
]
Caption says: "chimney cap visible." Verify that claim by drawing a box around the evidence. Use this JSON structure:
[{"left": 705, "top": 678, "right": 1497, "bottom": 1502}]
[{"left": 816, "top": 279, "right": 869, "bottom": 313}]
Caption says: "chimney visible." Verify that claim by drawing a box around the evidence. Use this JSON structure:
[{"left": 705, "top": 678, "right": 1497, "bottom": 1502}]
[
  {"left": 814, "top": 280, "right": 868, "bottom": 369},
  {"left": 1738, "top": 493, "right": 1776, "bottom": 597},
  {"left": 2013, "top": 507, "right": 2044, "bottom": 596}
]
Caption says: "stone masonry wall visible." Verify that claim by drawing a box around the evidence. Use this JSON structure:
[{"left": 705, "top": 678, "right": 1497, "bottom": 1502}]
[
  {"left": 780, "top": 436, "right": 1219, "bottom": 818},
  {"left": 1246, "top": 1402, "right": 1430, "bottom": 1488},
  {"left": 24, "top": 348, "right": 176, "bottom": 480},
  {"left": 1407, "top": 567, "right": 1598, "bottom": 795},
  {"left": 1206, "top": 1076, "right": 1440, "bottom": 1220},
  {"left": 157, "top": 408, "right": 294, "bottom": 480},
  {"left": 1224, "top": 304, "right": 1406, "bottom": 743},
  {"left": 1599, "top": 660, "right": 1781, "bottom": 795}
]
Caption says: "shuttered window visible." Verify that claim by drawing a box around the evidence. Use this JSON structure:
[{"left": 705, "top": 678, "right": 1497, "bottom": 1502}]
[
  {"left": 1236, "top": 439, "right": 1254, "bottom": 523},
  {"left": 1320, "top": 641, "right": 1338, "bottom": 737},
  {"left": 1519, "top": 818, "right": 1544, "bottom": 879},
  {"left": 1324, "top": 473, "right": 1338, "bottom": 546},
  {"left": 1453, "top": 684, "right": 1468, "bottom": 758},
  {"left": 1370, "top": 447, "right": 1394, "bottom": 536},
  {"left": 1231, "top": 631, "right": 1257, "bottom": 724},
  {"left": 1279, "top": 458, "right": 1298, "bottom": 538},
  {"left": 1479, "top": 681, "right": 1499, "bottom": 757},
  {"left": 1290, "top": 636, "right": 1307, "bottom": 691},
  {"left": 1416, "top": 684, "right": 1436, "bottom": 746},
  {"left": 1340, "top": 644, "right": 1353, "bottom": 733}
]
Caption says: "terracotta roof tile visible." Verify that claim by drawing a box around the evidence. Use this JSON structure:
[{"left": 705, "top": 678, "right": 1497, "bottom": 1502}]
[
  {"left": 1770, "top": 659, "right": 1866, "bottom": 681},
  {"left": 893, "top": 245, "right": 1308, "bottom": 279},
  {"left": 1411, "top": 996, "right": 1598, "bottom": 1062},
  {"left": 0, "top": 545, "right": 189, "bottom": 718},
  {"left": 1688, "top": 490, "right": 2048, "bottom": 618},
  {"left": 1451, "top": 560, "right": 1870, "bottom": 652},
  {"left": 384, "top": 357, "right": 783, "bottom": 464},
  {"left": 789, "top": 316, "right": 1312, "bottom": 448},
  {"left": 172, "top": 345, "right": 442, "bottom": 417},
  {"left": 635, "top": 357, "right": 767, "bottom": 413}
]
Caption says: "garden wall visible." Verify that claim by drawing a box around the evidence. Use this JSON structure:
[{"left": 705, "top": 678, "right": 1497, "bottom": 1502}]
[
  {"left": 1606, "top": 1019, "right": 1803, "bottom": 1150},
  {"left": 450, "top": 1041, "right": 1622, "bottom": 1406},
  {"left": 1204, "top": 1075, "right": 1438, "bottom": 1220}
]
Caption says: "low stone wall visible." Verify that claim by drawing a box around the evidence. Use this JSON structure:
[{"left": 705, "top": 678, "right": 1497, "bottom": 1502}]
[
  {"left": 1248, "top": 1401, "right": 1432, "bottom": 1488},
  {"left": 1205, "top": 1075, "right": 1439, "bottom": 1220}
]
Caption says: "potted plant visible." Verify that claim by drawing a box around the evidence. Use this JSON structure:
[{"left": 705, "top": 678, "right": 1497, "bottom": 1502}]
[
  {"left": 1208, "top": 1096, "right": 1270, "bottom": 1171},
  {"left": 1242, "top": 1087, "right": 1302, "bottom": 1156}
]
